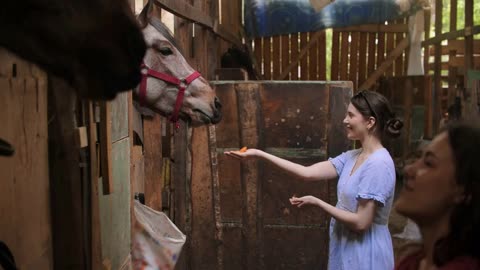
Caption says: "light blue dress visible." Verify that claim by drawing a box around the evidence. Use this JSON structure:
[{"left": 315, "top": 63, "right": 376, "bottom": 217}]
[{"left": 327, "top": 148, "right": 395, "bottom": 270}]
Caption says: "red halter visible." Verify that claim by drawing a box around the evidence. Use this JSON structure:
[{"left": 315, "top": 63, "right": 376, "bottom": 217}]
[{"left": 139, "top": 63, "right": 201, "bottom": 129}]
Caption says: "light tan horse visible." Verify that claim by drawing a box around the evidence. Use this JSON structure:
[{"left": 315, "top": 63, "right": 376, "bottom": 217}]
[{"left": 135, "top": 4, "right": 222, "bottom": 127}]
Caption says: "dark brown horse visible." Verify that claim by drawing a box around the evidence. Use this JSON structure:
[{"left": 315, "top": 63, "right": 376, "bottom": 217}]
[{"left": 0, "top": 0, "right": 146, "bottom": 100}]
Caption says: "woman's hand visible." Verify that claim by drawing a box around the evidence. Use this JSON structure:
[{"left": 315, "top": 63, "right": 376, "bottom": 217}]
[
  {"left": 224, "top": 148, "right": 258, "bottom": 160},
  {"left": 289, "top": 195, "right": 320, "bottom": 207}
]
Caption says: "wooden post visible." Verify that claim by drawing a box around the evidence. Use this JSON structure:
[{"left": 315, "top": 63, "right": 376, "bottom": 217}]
[
  {"left": 88, "top": 102, "right": 103, "bottom": 269},
  {"left": 463, "top": 0, "right": 474, "bottom": 118},
  {"left": 100, "top": 101, "right": 113, "bottom": 194},
  {"left": 236, "top": 83, "right": 261, "bottom": 269},
  {"left": 433, "top": 0, "right": 443, "bottom": 132},
  {"left": 143, "top": 115, "right": 163, "bottom": 210}
]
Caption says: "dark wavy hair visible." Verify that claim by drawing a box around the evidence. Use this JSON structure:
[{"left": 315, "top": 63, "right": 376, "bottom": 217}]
[
  {"left": 351, "top": 90, "right": 403, "bottom": 140},
  {"left": 434, "top": 121, "right": 480, "bottom": 265}
]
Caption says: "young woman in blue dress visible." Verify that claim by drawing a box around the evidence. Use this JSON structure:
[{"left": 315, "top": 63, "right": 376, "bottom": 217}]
[{"left": 225, "top": 90, "right": 403, "bottom": 269}]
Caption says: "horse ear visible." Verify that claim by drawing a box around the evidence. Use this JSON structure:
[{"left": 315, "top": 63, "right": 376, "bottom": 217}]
[{"left": 137, "top": 0, "right": 151, "bottom": 28}]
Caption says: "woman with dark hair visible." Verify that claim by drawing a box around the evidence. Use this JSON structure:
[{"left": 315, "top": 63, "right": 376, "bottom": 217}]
[
  {"left": 225, "top": 90, "right": 403, "bottom": 269},
  {"left": 394, "top": 122, "right": 480, "bottom": 270}
]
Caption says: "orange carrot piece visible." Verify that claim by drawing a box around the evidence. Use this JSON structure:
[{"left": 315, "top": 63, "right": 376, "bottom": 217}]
[{"left": 239, "top": 146, "right": 247, "bottom": 153}]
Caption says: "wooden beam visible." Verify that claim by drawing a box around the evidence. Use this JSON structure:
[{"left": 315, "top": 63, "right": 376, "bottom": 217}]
[
  {"left": 433, "top": 0, "right": 443, "bottom": 132},
  {"left": 422, "top": 25, "right": 480, "bottom": 46},
  {"left": 153, "top": 0, "right": 242, "bottom": 47},
  {"left": 88, "top": 102, "right": 103, "bottom": 270},
  {"left": 100, "top": 101, "right": 113, "bottom": 194},
  {"left": 359, "top": 37, "right": 409, "bottom": 91},
  {"left": 334, "top": 24, "right": 408, "bottom": 33},
  {"left": 277, "top": 31, "right": 324, "bottom": 80},
  {"left": 428, "top": 40, "right": 480, "bottom": 55}
]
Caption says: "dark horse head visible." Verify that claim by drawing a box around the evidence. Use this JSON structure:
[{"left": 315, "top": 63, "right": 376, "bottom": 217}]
[{"left": 0, "top": 0, "right": 146, "bottom": 100}]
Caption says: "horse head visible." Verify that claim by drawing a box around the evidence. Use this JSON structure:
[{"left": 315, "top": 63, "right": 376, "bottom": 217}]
[
  {"left": 0, "top": 0, "right": 146, "bottom": 100},
  {"left": 135, "top": 7, "right": 222, "bottom": 127}
]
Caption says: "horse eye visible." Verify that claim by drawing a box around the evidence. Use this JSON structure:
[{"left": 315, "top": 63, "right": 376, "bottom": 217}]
[{"left": 159, "top": 47, "right": 173, "bottom": 56}]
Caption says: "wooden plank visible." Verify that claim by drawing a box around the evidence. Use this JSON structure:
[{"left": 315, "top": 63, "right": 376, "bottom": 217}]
[
  {"left": 422, "top": 25, "right": 480, "bottom": 46},
  {"left": 334, "top": 24, "right": 408, "bottom": 33},
  {"left": 263, "top": 37, "right": 272, "bottom": 80},
  {"left": 433, "top": 0, "right": 443, "bottom": 132},
  {"left": 308, "top": 32, "right": 318, "bottom": 80},
  {"left": 281, "top": 35, "right": 290, "bottom": 80},
  {"left": 100, "top": 101, "right": 113, "bottom": 194},
  {"left": 463, "top": 0, "right": 475, "bottom": 116},
  {"left": 173, "top": 16, "right": 193, "bottom": 270},
  {"left": 48, "top": 77, "right": 86, "bottom": 269},
  {"left": 423, "top": 10, "right": 431, "bottom": 75},
  {"left": 235, "top": 83, "right": 261, "bottom": 269},
  {"left": 300, "top": 33, "right": 309, "bottom": 80},
  {"left": 428, "top": 40, "right": 480, "bottom": 55},
  {"left": 278, "top": 31, "right": 324, "bottom": 80},
  {"left": 318, "top": 31, "right": 327, "bottom": 80},
  {"left": 0, "top": 75, "right": 52, "bottom": 269},
  {"left": 376, "top": 31, "right": 385, "bottom": 78},
  {"left": 291, "top": 33, "right": 299, "bottom": 80},
  {"left": 75, "top": 126, "right": 89, "bottom": 148},
  {"left": 208, "top": 125, "right": 224, "bottom": 270},
  {"left": 153, "top": 0, "right": 242, "bottom": 47},
  {"left": 359, "top": 38, "right": 409, "bottom": 91},
  {"left": 386, "top": 31, "right": 395, "bottom": 77},
  {"left": 448, "top": 50, "right": 459, "bottom": 105},
  {"left": 339, "top": 32, "right": 349, "bottom": 80},
  {"left": 190, "top": 126, "right": 217, "bottom": 269},
  {"left": 272, "top": 36, "right": 281, "bottom": 80},
  {"left": 143, "top": 115, "right": 163, "bottom": 210},
  {"left": 331, "top": 31, "right": 340, "bottom": 80},
  {"left": 450, "top": 0, "right": 457, "bottom": 33},
  {"left": 98, "top": 137, "right": 131, "bottom": 270},
  {"left": 367, "top": 33, "right": 377, "bottom": 81},
  {"left": 349, "top": 32, "right": 359, "bottom": 89},
  {"left": 358, "top": 33, "right": 368, "bottom": 86},
  {"left": 394, "top": 31, "right": 405, "bottom": 76},
  {"left": 254, "top": 38, "right": 263, "bottom": 78},
  {"left": 88, "top": 102, "right": 103, "bottom": 270}
]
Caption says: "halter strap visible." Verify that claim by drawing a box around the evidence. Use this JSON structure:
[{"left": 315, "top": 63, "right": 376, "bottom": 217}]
[{"left": 139, "top": 63, "right": 201, "bottom": 129}]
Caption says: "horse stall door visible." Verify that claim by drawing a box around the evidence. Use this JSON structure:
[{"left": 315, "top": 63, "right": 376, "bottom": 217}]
[{"left": 213, "top": 81, "right": 352, "bottom": 269}]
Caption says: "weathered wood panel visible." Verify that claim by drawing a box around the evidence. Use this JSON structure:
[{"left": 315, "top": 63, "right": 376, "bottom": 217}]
[
  {"left": 143, "top": 115, "right": 163, "bottom": 211},
  {"left": 212, "top": 81, "right": 352, "bottom": 269},
  {"left": 99, "top": 138, "right": 131, "bottom": 270},
  {"left": 48, "top": 77, "right": 86, "bottom": 270},
  {"left": 0, "top": 67, "right": 52, "bottom": 269}
]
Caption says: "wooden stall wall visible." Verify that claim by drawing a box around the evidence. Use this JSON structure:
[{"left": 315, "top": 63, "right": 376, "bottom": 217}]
[
  {"left": 0, "top": 49, "right": 53, "bottom": 269},
  {"left": 213, "top": 81, "right": 352, "bottom": 269}
]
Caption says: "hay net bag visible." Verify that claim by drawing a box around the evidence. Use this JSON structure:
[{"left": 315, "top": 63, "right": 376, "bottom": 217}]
[{"left": 132, "top": 200, "right": 186, "bottom": 270}]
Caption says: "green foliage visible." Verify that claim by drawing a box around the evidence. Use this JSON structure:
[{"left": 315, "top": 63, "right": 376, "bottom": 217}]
[{"left": 435, "top": 0, "right": 480, "bottom": 37}]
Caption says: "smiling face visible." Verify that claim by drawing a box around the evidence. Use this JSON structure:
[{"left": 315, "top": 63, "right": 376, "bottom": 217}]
[
  {"left": 134, "top": 22, "right": 221, "bottom": 126},
  {"left": 343, "top": 103, "right": 375, "bottom": 141},
  {"left": 394, "top": 132, "right": 465, "bottom": 225}
]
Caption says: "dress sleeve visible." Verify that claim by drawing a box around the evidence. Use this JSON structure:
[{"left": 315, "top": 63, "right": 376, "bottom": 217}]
[
  {"left": 328, "top": 151, "right": 349, "bottom": 177},
  {"left": 356, "top": 158, "right": 395, "bottom": 207}
]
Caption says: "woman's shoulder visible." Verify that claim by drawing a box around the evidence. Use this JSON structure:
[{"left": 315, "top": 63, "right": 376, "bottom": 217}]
[{"left": 367, "top": 148, "right": 394, "bottom": 166}]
